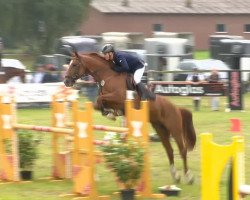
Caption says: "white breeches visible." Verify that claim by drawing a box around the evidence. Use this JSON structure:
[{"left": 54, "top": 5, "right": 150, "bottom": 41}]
[{"left": 133, "top": 66, "right": 145, "bottom": 84}]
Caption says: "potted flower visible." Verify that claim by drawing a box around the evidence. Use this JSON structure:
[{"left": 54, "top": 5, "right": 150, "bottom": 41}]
[
  {"left": 101, "top": 133, "right": 145, "bottom": 200},
  {"left": 18, "top": 130, "right": 40, "bottom": 180}
]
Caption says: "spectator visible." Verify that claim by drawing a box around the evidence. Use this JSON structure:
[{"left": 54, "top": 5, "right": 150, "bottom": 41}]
[
  {"left": 31, "top": 66, "right": 46, "bottom": 83},
  {"left": 42, "top": 64, "right": 60, "bottom": 83},
  {"left": 31, "top": 64, "right": 60, "bottom": 83},
  {"left": 208, "top": 68, "right": 220, "bottom": 111},
  {"left": 186, "top": 67, "right": 206, "bottom": 111}
]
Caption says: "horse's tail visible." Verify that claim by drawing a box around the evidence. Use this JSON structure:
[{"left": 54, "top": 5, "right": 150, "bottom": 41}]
[{"left": 180, "top": 107, "right": 196, "bottom": 151}]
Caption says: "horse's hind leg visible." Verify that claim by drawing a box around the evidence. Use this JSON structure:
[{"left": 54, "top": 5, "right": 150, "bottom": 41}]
[
  {"left": 151, "top": 122, "right": 181, "bottom": 183},
  {"left": 173, "top": 133, "right": 194, "bottom": 184}
]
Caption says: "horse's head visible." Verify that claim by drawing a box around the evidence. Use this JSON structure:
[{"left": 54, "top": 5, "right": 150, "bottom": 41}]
[
  {"left": 64, "top": 52, "right": 87, "bottom": 87},
  {"left": 64, "top": 52, "right": 116, "bottom": 87}
]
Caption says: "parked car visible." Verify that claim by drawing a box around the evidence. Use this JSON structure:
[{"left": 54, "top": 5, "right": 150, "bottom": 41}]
[{"left": 173, "top": 59, "right": 231, "bottom": 81}]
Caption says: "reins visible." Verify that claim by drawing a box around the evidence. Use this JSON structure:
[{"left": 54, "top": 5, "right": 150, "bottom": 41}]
[{"left": 79, "top": 56, "right": 118, "bottom": 91}]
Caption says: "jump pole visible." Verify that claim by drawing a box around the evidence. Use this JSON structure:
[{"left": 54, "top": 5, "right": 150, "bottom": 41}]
[
  {"left": 201, "top": 133, "right": 245, "bottom": 200},
  {"left": 0, "top": 96, "right": 20, "bottom": 182},
  {"left": 125, "top": 100, "right": 164, "bottom": 198},
  {"left": 62, "top": 99, "right": 129, "bottom": 133},
  {"left": 51, "top": 95, "right": 73, "bottom": 179}
]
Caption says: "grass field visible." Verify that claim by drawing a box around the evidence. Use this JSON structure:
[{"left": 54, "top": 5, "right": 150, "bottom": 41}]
[{"left": 1, "top": 94, "right": 250, "bottom": 200}]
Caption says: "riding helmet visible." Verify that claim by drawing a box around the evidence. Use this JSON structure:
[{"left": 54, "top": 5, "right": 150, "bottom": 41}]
[{"left": 102, "top": 44, "right": 114, "bottom": 53}]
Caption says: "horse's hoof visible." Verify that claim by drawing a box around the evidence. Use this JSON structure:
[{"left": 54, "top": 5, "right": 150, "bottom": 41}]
[
  {"left": 106, "top": 113, "right": 116, "bottom": 121},
  {"left": 184, "top": 170, "right": 195, "bottom": 184},
  {"left": 150, "top": 133, "right": 161, "bottom": 142},
  {"left": 170, "top": 164, "right": 181, "bottom": 183},
  {"left": 116, "top": 110, "right": 123, "bottom": 116},
  {"left": 174, "top": 173, "right": 181, "bottom": 183}
]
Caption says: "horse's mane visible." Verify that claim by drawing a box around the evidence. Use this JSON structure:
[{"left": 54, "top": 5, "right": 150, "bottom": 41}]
[
  {"left": 80, "top": 52, "right": 113, "bottom": 68},
  {"left": 88, "top": 52, "right": 107, "bottom": 61}
]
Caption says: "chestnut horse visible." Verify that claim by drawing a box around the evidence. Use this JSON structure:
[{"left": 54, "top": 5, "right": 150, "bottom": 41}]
[
  {"left": 0, "top": 67, "right": 26, "bottom": 83},
  {"left": 64, "top": 52, "right": 196, "bottom": 184}
]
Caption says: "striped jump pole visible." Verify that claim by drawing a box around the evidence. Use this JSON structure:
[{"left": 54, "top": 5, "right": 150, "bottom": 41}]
[
  {"left": 63, "top": 99, "right": 129, "bottom": 133},
  {"left": 201, "top": 133, "right": 245, "bottom": 200},
  {"left": 65, "top": 122, "right": 129, "bottom": 133}
]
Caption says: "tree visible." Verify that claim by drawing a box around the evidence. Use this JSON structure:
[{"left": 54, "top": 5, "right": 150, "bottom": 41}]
[{"left": 0, "top": 0, "right": 90, "bottom": 54}]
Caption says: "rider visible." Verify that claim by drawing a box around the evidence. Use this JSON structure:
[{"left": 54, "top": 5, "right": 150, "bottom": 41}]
[{"left": 101, "top": 44, "right": 155, "bottom": 100}]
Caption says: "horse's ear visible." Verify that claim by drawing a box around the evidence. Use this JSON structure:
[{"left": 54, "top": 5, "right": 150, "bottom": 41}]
[{"left": 73, "top": 51, "right": 80, "bottom": 58}]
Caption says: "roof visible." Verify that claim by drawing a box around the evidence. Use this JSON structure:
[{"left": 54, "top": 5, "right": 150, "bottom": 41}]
[{"left": 91, "top": 0, "right": 250, "bottom": 14}]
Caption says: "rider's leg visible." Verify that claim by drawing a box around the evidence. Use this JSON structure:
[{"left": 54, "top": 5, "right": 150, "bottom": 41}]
[
  {"left": 134, "top": 66, "right": 145, "bottom": 85},
  {"left": 134, "top": 67, "right": 155, "bottom": 100}
]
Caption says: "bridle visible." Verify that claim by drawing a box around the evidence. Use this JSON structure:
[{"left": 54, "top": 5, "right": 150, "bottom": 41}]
[
  {"left": 65, "top": 54, "right": 116, "bottom": 88},
  {"left": 65, "top": 57, "right": 86, "bottom": 82}
]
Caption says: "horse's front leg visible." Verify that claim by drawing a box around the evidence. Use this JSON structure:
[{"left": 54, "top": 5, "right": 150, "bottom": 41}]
[
  {"left": 93, "top": 95, "right": 105, "bottom": 111},
  {"left": 93, "top": 93, "right": 121, "bottom": 120},
  {"left": 94, "top": 92, "right": 122, "bottom": 109}
]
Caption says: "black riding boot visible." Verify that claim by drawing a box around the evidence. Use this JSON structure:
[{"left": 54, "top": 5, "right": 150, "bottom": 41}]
[{"left": 136, "top": 82, "right": 156, "bottom": 100}]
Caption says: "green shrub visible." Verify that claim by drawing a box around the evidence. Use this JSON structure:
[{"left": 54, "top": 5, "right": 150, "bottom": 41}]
[
  {"left": 101, "top": 133, "right": 145, "bottom": 189},
  {"left": 18, "top": 130, "right": 40, "bottom": 170}
]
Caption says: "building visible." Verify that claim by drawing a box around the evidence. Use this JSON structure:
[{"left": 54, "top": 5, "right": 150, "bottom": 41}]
[{"left": 80, "top": 0, "right": 250, "bottom": 50}]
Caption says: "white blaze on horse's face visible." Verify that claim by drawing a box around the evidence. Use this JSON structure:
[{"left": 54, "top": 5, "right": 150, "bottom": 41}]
[
  {"left": 69, "top": 60, "right": 73, "bottom": 66},
  {"left": 64, "top": 58, "right": 80, "bottom": 87}
]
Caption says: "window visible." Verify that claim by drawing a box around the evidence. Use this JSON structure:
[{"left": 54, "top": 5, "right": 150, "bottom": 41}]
[
  {"left": 153, "top": 24, "right": 163, "bottom": 32},
  {"left": 244, "top": 24, "right": 250, "bottom": 32},
  {"left": 216, "top": 24, "right": 226, "bottom": 32}
]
